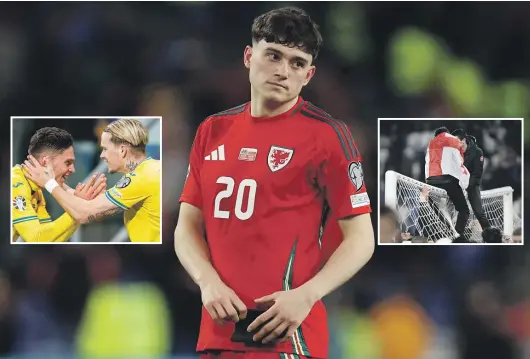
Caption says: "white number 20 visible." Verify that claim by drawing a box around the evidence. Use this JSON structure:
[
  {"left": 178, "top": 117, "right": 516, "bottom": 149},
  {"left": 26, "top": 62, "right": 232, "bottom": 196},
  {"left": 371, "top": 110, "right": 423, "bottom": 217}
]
[{"left": 214, "top": 176, "right": 257, "bottom": 220}]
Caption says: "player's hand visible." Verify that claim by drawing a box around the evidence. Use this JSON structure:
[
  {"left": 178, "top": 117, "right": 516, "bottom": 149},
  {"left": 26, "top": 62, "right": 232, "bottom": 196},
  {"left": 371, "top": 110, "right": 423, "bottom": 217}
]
[
  {"left": 201, "top": 277, "right": 247, "bottom": 326},
  {"left": 22, "top": 155, "right": 55, "bottom": 188},
  {"left": 74, "top": 172, "right": 107, "bottom": 200},
  {"left": 249, "top": 287, "right": 315, "bottom": 344}
]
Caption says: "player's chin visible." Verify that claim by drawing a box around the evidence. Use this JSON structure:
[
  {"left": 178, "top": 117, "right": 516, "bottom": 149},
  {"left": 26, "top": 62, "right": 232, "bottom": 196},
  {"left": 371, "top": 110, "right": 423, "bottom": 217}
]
[{"left": 263, "top": 91, "right": 291, "bottom": 104}]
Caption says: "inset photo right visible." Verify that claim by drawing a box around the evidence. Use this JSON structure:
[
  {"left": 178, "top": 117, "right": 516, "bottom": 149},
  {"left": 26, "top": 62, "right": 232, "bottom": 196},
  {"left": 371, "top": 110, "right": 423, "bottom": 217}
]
[{"left": 379, "top": 118, "right": 523, "bottom": 245}]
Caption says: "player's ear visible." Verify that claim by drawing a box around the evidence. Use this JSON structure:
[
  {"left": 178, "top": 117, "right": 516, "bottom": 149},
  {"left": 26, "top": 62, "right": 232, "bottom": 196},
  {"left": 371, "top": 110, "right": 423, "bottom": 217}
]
[
  {"left": 40, "top": 155, "right": 49, "bottom": 167},
  {"left": 303, "top": 65, "right": 316, "bottom": 87},
  {"left": 244, "top": 45, "right": 253, "bottom": 69}
]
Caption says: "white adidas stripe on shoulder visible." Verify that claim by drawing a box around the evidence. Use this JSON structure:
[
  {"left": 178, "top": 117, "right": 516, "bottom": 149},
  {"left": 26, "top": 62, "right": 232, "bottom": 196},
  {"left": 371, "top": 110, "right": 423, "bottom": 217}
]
[{"left": 205, "top": 144, "right": 225, "bottom": 161}]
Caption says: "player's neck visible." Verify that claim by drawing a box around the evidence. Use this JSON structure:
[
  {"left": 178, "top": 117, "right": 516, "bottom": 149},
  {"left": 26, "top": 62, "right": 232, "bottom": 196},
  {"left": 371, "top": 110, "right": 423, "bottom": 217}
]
[
  {"left": 21, "top": 167, "right": 41, "bottom": 191},
  {"left": 121, "top": 153, "right": 147, "bottom": 173},
  {"left": 250, "top": 92, "right": 299, "bottom": 118}
]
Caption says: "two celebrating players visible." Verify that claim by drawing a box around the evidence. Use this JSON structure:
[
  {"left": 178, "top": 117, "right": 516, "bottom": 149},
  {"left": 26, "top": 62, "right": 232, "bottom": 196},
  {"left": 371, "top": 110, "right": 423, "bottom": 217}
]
[{"left": 13, "top": 118, "right": 160, "bottom": 243}]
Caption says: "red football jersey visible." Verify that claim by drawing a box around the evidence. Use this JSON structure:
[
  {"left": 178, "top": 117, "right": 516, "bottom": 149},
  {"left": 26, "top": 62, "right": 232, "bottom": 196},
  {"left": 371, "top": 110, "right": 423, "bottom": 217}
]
[
  {"left": 319, "top": 213, "right": 343, "bottom": 266},
  {"left": 180, "top": 97, "right": 372, "bottom": 358}
]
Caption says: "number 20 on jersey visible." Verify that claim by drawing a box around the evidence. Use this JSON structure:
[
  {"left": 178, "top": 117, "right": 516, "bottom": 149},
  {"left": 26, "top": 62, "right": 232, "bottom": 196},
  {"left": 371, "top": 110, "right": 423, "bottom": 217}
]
[{"left": 214, "top": 176, "right": 257, "bottom": 220}]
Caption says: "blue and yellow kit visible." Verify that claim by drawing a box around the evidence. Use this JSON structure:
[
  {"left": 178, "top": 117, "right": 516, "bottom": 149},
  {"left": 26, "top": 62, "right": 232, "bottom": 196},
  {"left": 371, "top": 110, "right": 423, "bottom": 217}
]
[
  {"left": 12, "top": 165, "right": 78, "bottom": 242},
  {"left": 104, "top": 157, "right": 160, "bottom": 242}
]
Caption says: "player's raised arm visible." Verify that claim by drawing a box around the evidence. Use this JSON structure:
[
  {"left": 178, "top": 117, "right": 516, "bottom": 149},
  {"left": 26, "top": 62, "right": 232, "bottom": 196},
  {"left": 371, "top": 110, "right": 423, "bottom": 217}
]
[
  {"left": 22, "top": 156, "right": 122, "bottom": 223},
  {"left": 175, "top": 122, "right": 247, "bottom": 325}
]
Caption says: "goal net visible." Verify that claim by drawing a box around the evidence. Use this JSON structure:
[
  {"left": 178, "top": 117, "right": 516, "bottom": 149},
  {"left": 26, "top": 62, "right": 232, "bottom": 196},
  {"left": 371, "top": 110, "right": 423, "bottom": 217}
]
[{"left": 384, "top": 171, "right": 521, "bottom": 243}]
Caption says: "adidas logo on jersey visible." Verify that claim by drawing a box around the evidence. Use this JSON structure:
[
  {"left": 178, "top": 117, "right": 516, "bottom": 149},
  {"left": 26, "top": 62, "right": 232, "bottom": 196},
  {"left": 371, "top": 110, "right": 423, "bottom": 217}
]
[{"left": 205, "top": 145, "right": 225, "bottom": 161}]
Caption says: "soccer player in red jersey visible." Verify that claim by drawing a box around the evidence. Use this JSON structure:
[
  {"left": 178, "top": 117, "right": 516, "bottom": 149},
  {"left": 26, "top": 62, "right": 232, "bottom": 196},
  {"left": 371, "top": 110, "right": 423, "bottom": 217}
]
[{"left": 174, "top": 7, "right": 375, "bottom": 359}]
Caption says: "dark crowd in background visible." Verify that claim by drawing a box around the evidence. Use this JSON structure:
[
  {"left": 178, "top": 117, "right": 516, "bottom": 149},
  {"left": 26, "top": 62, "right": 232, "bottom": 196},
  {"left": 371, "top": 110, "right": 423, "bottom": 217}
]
[{"left": 0, "top": 2, "right": 528, "bottom": 359}]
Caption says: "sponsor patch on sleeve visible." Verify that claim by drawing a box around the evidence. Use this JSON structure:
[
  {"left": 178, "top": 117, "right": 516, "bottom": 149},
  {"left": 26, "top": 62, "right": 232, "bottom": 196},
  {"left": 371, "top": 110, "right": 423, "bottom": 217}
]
[
  {"left": 348, "top": 161, "right": 364, "bottom": 192},
  {"left": 12, "top": 196, "right": 27, "bottom": 211},
  {"left": 350, "top": 193, "right": 370, "bottom": 209}
]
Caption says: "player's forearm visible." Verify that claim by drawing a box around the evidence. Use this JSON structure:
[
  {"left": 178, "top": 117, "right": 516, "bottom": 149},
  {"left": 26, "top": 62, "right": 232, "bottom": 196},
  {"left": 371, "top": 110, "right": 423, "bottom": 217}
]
[
  {"left": 300, "top": 213, "right": 375, "bottom": 304},
  {"left": 174, "top": 224, "right": 221, "bottom": 290},
  {"left": 471, "top": 171, "right": 482, "bottom": 183},
  {"left": 62, "top": 183, "right": 75, "bottom": 195},
  {"left": 50, "top": 186, "right": 91, "bottom": 222},
  {"left": 18, "top": 213, "right": 78, "bottom": 242},
  {"left": 51, "top": 213, "right": 80, "bottom": 242}
]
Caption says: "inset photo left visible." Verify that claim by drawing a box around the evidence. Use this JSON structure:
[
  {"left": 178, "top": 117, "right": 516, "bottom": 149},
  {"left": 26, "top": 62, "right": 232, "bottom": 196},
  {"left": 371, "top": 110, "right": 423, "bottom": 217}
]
[{"left": 11, "top": 117, "right": 161, "bottom": 244}]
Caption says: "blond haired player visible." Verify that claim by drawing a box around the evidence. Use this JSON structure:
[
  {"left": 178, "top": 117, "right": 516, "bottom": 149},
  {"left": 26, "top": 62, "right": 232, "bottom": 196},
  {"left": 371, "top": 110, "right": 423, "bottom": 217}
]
[
  {"left": 23, "top": 118, "right": 161, "bottom": 242},
  {"left": 12, "top": 127, "right": 106, "bottom": 242}
]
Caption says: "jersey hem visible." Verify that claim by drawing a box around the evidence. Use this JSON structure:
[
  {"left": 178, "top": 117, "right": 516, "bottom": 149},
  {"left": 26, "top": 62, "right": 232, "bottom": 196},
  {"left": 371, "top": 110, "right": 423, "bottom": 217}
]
[
  {"left": 335, "top": 206, "right": 372, "bottom": 220},
  {"left": 179, "top": 197, "right": 203, "bottom": 210}
]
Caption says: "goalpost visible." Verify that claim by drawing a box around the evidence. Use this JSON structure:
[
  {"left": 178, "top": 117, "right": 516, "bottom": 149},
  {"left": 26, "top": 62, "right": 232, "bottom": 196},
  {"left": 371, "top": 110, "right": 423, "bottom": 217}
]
[{"left": 384, "top": 170, "right": 520, "bottom": 243}]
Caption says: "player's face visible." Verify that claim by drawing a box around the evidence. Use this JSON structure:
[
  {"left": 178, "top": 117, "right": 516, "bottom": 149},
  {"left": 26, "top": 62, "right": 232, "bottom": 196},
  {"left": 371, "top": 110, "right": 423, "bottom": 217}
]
[
  {"left": 460, "top": 138, "right": 467, "bottom": 151},
  {"left": 100, "top": 132, "right": 124, "bottom": 174},
  {"left": 245, "top": 40, "right": 316, "bottom": 104},
  {"left": 45, "top": 147, "right": 75, "bottom": 185}
]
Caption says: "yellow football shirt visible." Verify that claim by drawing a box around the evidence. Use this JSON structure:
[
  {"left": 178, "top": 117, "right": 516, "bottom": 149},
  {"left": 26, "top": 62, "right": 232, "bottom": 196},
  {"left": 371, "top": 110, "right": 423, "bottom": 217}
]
[
  {"left": 12, "top": 165, "right": 78, "bottom": 242},
  {"left": 104, "top": 157, "right": 160, "bottom": 242}
]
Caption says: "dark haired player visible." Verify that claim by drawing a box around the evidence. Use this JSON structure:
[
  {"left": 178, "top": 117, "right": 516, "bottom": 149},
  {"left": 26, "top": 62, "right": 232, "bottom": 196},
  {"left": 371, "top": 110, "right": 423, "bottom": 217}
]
[
  {"left": 12, "top": 127, "right": 106, "bottom": 242},
  {"left": 451, "top": 128, "right": 490, "bottom": 231},
  {"left": 175, "top": 7, "right": 374, "bottom": 359}
]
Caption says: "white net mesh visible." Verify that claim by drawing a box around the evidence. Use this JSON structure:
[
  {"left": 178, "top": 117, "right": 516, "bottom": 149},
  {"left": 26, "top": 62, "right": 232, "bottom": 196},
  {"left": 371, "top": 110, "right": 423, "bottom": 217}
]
[{"left": 385, "top": 171, "right": 521, "bottom": 243}]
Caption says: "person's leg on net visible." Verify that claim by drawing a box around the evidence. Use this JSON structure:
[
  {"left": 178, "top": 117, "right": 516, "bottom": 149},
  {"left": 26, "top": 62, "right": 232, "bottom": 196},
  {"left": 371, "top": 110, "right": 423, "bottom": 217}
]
[
  {"left": 425, "top": 195, "right": 454, "bottom": 242},
  {"left": 444, "top": 181, "right": 470, "bottom": 240},
  {"left": 467, "top": 184, "right": 490, "bottom": 230}
]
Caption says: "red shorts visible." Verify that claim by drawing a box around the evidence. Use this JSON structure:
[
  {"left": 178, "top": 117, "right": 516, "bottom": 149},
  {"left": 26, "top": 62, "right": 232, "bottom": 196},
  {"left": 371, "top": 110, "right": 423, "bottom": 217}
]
[{"left": 200, "top": 351, "right": 311, "bottom": 359}]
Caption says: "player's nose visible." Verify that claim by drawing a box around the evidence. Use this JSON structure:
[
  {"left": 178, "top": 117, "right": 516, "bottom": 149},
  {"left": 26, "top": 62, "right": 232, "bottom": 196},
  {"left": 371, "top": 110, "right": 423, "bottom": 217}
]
[{"left": 275, "top": 60, "right": 289, "bottom": 78}]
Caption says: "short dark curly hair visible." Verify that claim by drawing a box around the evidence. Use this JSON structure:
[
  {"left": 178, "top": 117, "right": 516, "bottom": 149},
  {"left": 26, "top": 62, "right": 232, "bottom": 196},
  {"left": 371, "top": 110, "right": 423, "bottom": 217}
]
[
  {"left": 28, "top": 127, "right": 74, "bottom": 157},
  {"left": 251, "top": 7, "right": 323, "bottom": 61},
  {"left": 451, "top": 128, "right": 467, "bottom": 141},
  {"left": 434, "top": 127, "right": 449, "bottom": 137}
]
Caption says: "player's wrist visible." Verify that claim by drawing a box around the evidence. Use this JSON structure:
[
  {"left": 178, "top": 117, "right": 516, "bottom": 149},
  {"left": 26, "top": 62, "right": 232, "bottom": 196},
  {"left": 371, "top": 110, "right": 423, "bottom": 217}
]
[
  {"left": 45, "top": 179, "right": 59, "bottom": 194},
  {"left": 197, "top": 271, "right": 222, "bottom": 291},
  {"left": 299, "top": 282, "right": 323, "bottom": 306}
]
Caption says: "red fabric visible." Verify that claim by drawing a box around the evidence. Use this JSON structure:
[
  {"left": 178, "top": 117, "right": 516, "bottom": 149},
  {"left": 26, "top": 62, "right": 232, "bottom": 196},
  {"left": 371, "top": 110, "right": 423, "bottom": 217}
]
[
  {"left": 201, "top": 351, "right": 312, "bottom": 359},
  {"left": 426, "top": 133, "right": 462, "bottom": 177}
]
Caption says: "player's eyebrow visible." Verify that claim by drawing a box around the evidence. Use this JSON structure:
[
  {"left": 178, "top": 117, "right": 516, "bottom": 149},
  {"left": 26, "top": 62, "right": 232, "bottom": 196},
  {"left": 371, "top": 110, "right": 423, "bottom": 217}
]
[{"left": 264, "top": 47, "right": 309, "bottom": 65}]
